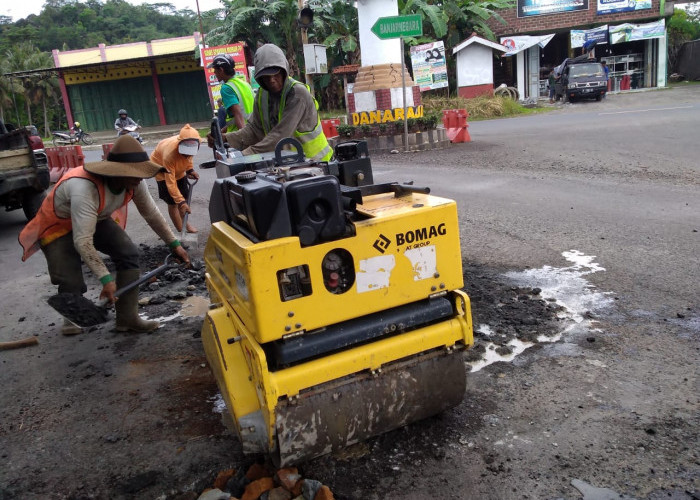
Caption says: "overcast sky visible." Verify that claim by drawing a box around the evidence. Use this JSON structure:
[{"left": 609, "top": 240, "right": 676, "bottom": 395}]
[{"left": 2, "top": 0, "right": 224, "bottom": 22}]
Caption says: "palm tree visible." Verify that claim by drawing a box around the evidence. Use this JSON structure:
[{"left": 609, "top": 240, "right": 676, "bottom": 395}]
[{"left": 3, "top": 42, "right": 55, "bottom": 128}]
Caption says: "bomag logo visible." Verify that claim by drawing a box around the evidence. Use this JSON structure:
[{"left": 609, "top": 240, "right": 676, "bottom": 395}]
[{"left": 396, "top": 223, "right": 447, "bottom": 248}]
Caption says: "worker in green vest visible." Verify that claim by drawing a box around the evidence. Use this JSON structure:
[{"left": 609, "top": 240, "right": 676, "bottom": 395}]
[
  {"left": 208, "top": 54, "right": 254, "bottom": 133},
  {"left": 207, "top": 43, "right": 332, "bottom": 162}
]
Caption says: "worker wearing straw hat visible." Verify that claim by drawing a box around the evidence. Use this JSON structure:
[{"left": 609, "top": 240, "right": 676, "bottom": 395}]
[{"left": 20, "top": 135, "right": 190, "bottom": 335}]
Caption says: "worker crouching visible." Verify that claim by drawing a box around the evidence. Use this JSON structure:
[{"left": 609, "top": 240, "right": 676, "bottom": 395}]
[{"left": 19, "top": 135, "right": 190, "bottom": 335}]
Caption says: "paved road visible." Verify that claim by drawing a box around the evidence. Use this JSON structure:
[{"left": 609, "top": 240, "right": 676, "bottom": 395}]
[{"left": 1, "top": 85, "right": 697, "bottom": 499}]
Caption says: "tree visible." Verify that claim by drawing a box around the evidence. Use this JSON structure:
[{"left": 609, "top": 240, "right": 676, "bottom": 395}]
[
  {"left": 399, "top": 0, "right": 513, "bottom": 46},
  {"left": 2, "top": 42, "right": 60, "bottom": 132},
  {"left": 207, "top": 0, "right": 302, "bottom": 74},
  {"left": 667, "top": 7, "right": 700, "bottom": 74}
]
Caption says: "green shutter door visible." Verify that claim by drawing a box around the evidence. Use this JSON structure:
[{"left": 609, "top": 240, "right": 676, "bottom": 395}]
[
  {"left": 68, "top": 77, "right": 159, "bottom": 132},
  {"left": 159, "top": 71, "right": 212, "bottom": 124}
]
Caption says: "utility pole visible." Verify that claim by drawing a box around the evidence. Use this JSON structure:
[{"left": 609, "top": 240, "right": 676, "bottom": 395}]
[{"left": 195, "top": 0, "right": 205, "bottom": 46}]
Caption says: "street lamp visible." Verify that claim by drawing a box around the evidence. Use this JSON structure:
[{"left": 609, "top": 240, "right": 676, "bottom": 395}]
[{"left": 298, "top": 5, "right": 314, "bottom": 28}]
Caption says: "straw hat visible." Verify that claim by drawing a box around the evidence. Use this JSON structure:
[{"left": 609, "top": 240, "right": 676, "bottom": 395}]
[{"left": 84, "top": 135, "right": 165, "bottom": 178}]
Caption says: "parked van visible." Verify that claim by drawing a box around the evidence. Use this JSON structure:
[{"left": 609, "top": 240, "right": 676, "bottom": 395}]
[{"left": 554, "top": 58, "right": 607, "bottom": 102}]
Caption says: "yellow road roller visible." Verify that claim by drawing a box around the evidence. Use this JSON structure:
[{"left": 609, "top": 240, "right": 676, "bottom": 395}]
[{"left": 200, "top": 138, "right": 473, "bottom": 466}]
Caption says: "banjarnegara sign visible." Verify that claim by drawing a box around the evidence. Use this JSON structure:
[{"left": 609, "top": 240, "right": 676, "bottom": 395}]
[
  {"left": 517, "top": 0, "right": 588, "bottom": 17},
  {"left": 352, "top": 106, "right": 424, "bottom": 126}
]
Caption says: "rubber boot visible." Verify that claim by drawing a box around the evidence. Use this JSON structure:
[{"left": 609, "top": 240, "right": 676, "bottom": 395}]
[
  {"left": 61, "top": 318, "right": 82, "bottom": 336},
  {"left": 115, "top": 269, "right": 159, "bottom": 332}
]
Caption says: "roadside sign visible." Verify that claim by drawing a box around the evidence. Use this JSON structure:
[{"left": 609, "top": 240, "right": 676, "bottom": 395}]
[{"left": 371, "top": 14, "right": 423, "bottom": 40}]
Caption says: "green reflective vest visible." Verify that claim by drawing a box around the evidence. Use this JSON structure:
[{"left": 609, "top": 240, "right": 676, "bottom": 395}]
[
  {"left": 256, "top": 78, "right": 332, "bottom": 162},
  {"left": 224, "top": 75, "right": 254, "bottom": 133}
]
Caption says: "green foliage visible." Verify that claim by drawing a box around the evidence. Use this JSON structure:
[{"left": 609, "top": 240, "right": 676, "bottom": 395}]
[
  {"left": 337, "top": 124, "right": 354, "bottom": 137},
  {"left": 0, "top": 0, "right": 215, "bottom": 130},
  {"left": 1, "top": 0, "right": 203, "bottom": 54},
  {"left": 668, "top": 8, "right": 700, "bottom": 73},
  {"left": 399, "top": 0, "right": 513, "bottom": 47}
]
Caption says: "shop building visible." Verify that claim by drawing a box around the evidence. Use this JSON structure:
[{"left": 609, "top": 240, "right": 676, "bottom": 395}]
[
  {"left": 490, "top": 0, "right": 675, "bottom": 99},
  {"left": 52, "top": 33, "right": 213, "bottom": 132}
]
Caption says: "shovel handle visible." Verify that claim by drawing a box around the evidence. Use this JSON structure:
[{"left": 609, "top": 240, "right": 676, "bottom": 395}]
[
  {"left": 180, "top": 176, "right": 198, "bottom": 241},
  {"left": 98, "top": 254, "right": 174, "bottom": 307}
]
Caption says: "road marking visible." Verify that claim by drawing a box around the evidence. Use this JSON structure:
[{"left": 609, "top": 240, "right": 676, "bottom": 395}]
[{"left": 600, "top": 105, "right": 693, "bottom": 115}]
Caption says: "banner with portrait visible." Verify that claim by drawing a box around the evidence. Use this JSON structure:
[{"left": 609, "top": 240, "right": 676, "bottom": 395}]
[{"left": 410, "top": 41, "right": 449, "bottom": 91}]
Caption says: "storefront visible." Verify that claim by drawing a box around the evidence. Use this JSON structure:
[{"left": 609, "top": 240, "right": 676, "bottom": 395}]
[
  {"left": 490, "top": 0, "right": 674, "bottom": 99},
  {"left": 52, "top": 33, "right": 214, "bottom": 132}
]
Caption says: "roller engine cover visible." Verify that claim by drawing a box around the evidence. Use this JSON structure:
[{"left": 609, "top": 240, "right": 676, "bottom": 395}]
[{"left": 210, "top": 171, "right": 346, "bottom": 245}]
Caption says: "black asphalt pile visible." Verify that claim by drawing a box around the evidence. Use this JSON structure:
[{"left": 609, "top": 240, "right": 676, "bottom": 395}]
[
  {"left": 103, "top": 243, "right": 207, "bottom": 319},
  {"left": 47, "top": 292, "right": 110, "bottom": 327},
  {"left": 461, "top": 261, "right": 565, "bottom": 362}
]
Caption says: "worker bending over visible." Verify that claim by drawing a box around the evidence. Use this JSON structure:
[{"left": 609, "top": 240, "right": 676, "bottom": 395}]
[
  {"left": 151, "top": 124, "right": 201, "bottom": 234},
  {"left": 19, "top": 135, "right": 190, "bottom": 335},
  {"left": 207, "top": 43, "right": 332, "bottom": 162}
]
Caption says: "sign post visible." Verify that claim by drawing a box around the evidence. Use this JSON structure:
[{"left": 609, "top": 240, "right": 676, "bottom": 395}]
[{"left": 371, "top": 14, "right": 423, "bottom": 152}]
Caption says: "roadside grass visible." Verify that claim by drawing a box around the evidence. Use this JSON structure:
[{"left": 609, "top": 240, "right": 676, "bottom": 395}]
[
  {"left": 669, "top": 80, "right": 700, "bottom": 87},
  {"left": 423, "top": 95, "right": 546, "bottom": 121}
]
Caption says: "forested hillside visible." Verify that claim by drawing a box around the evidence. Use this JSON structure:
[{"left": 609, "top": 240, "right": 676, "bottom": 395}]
[{"left": 0, "top": 0, "right": 221, "bottom": 54}]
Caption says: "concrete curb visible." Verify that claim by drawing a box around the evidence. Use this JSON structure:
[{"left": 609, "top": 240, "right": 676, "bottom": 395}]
[{"left": 330, "top": 128, "right": 451, "bottom": 156}]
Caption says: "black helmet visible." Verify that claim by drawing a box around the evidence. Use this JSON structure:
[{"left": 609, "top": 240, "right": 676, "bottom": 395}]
[
  {"left": 207, "top": 54, "right": 234, "bottom": 73},
  {"left": 118, "top": 109, "right": 127, "bottom": 115}
]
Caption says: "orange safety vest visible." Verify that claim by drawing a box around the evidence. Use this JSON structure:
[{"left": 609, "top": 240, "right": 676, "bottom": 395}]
[{"left": 19, "top": 167, "right": 132, "bottom": 261}]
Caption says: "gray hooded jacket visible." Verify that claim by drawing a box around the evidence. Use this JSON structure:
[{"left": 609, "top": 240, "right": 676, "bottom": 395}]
[{"left": 223, "top": 44, "right": 320, "bottom": 156}]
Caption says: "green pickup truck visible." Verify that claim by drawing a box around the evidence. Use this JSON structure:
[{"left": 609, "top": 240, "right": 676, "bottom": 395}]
[{"left": 0, "top": 119, "right": 49, "bottom": 220}]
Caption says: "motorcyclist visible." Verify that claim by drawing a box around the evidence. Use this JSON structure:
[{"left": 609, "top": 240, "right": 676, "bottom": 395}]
[
  {"left": 71, "top": 121, "right": 82, "bottom": 138},
  {"left": 114, "top": 109, "right": 143, "bottom": 143}
]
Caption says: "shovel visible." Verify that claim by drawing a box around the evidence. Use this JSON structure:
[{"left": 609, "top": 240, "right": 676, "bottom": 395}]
[
  {"left": 180, "top": 176, "right": 198, "bottom": 249},
  {"left": 48, "top": 254, "right": 176, "bottom": 328}
]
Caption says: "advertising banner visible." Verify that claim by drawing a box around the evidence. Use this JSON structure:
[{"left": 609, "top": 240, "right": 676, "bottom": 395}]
[
  {"left": 200, "top": 42, "right": 249, "bottom": 110},
  {"left": 410, "top": 41, "right": 449, "bottom": 91},
  {"left": 609, "top": 19, "right": 665, "bottom": 44},
  {"left": 500, "top": 34, "right": 555, "bottom": 56},
  {"left": 597, "top": 0, "right": 651, "bottom": 15},
  {"left": 571, "top": 25, "right": 609, "bottom": 48},
  {"left": 517, "top": 0, "right": 588, "bottom": 17}
]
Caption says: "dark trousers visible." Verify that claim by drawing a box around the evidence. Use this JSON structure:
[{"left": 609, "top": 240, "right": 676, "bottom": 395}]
[{"left": 42, "top": 218, "right": 140, "bottom": 295}]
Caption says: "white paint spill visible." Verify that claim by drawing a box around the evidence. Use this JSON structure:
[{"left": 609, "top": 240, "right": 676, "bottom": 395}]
[
  {"left": 143, "top": 311, "right": 181, "bottom": 323},
  {"left": 477, "top": 324, "right": 494, "bottom": 337},
  {"left": 469, "top": 250, "right": 614, "bottom": 373},
  {"left": 469, "top": 338, "right": 533, "bottom": 372},
  {"left": 209, "top": 392, "right": 226, "bottom": 414},
  {"left": 505, "top": 249, "right": 614, "bottom": 324}
]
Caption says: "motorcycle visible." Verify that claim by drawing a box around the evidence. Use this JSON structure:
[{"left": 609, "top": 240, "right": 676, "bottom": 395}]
[
  {"left": 117, "top": 124, "right": 144, "bottom": 144},
  {"left": 52, "top": 127, "right": 94, "bottom": 146}
]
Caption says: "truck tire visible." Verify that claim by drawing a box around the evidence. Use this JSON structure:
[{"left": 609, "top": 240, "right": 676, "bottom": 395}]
[{"left": 22, "top": 189, "right": 46, "bottom": 220}]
